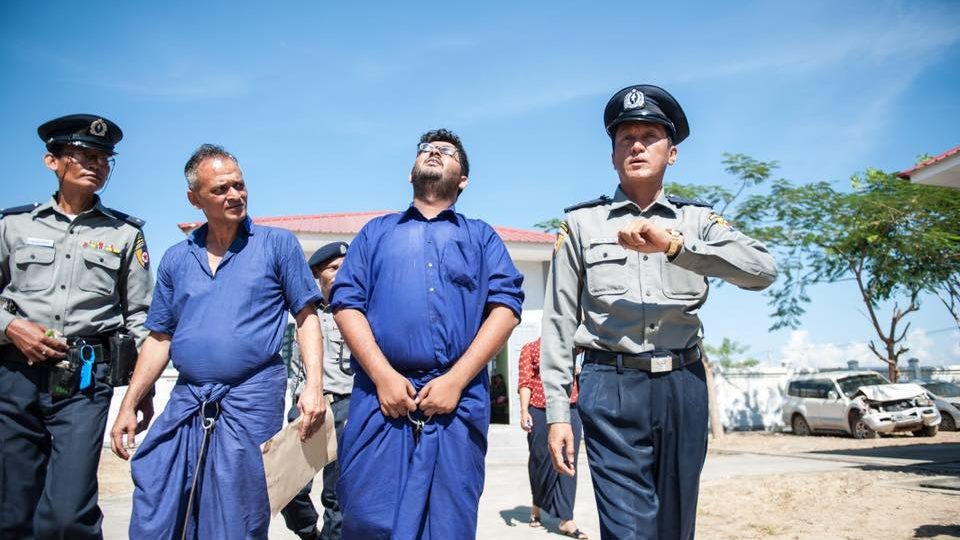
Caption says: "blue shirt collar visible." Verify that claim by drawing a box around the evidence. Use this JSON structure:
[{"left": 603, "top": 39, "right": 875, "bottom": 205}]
[
  {"left": 188, "top": 216, "right": 255, "bottom": 247},
  {"left": 400, "top": 203, "right": 459, "bottom": 224}
]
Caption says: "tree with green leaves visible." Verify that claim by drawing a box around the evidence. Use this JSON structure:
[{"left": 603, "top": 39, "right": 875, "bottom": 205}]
[
  {"left": 705, "top": 338, "right": 761, "bottom": 369},
  {"left": 533, "top": 218, "right": 565, "bottom": 234},
  {"left": 734, "top": 167, "right": 960, "bottom": 381}
]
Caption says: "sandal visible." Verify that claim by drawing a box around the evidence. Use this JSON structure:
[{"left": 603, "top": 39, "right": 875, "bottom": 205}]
[
  {"left": 560, "top": 528, "right": 588, "bottom": 539},
  {"left": 529, "top": 515, "right": 542, "bottom": 528}
]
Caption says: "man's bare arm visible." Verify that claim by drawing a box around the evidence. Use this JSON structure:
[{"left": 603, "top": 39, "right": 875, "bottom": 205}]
[
  {"left": 295, "top": 304, "right": 326, "bottom": 441},
  {"left": 110, "top": 332, "right": 170, "bottom": 459}
]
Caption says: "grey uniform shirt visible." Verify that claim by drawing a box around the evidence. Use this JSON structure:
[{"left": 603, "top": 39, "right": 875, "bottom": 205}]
[
  {"left": 0, "top": 195, "right": 153, "bottom": 346},
  {"left": 289, "top": 306, "right": 354, "bottom": 398},
  {"left": 540, "top": 187, "right": 778, "bottom": 423}
]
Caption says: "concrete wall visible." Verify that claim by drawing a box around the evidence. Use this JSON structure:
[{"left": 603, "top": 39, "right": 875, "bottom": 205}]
[
  {"left": 713, "top": 362, "right": 960, "bottom": 432},
  {"left": 713, "top": 367, "right": 790, "bottom": 431},
  {"left": 105, "top": 359, "right": 960, "bottom": 443}
]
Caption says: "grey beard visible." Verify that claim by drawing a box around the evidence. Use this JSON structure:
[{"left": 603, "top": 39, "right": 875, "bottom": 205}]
[{"left": 411, "top": 164, "right": 458, "bottom": 201}]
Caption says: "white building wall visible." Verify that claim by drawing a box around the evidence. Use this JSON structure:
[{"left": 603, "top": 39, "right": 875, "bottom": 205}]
[{"left": 515, "top": 260, "right": 547, "bottom": 311}]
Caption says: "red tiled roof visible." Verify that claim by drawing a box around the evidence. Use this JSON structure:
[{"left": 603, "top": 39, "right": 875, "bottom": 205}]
[
  {"left": 898, "top": 145, "right": 960, "bottom": 178},
  {"left": 178, "top": 210, "right": 556, "bottom": 244}
]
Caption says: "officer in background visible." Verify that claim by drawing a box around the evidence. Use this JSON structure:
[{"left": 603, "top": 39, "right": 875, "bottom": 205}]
[
  {"left": 282, "top": 241, "right": 353, "bottom": 540},
  {"left": 540, "top": 85, "right": 778, "bottom": 540},
  {"left": 0, "top": 114, "right": 153, "bottom": 539}
]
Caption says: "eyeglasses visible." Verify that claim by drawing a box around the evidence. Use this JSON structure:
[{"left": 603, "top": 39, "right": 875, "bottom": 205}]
[
  {"left": 60, "top": 148, "right": 115, "bottom": 168},
  {"left": 417, "top": 142, "right": 458, "bottom": 157}
]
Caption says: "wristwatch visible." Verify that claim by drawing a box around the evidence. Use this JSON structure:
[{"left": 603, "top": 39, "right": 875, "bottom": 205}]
[
  {"left": 664, "top": 229, "right": 684, "bottom": 258},
  {"left": 0, "top": 297, "right": 19, "bottom": 315}
]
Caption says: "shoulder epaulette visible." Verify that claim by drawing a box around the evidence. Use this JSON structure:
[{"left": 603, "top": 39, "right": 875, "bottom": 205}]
[
  {"left": 108, "top": 208, "right": 146, "bottom": 228},
  {"left": 564, "top": 195, "right": 612, "bottom": 214},
  {"left": 666, "top": 194, "right": 713, "bottom": 208},
  {"left": 0, "top": 203, "right": 41, "bottom": 218}
]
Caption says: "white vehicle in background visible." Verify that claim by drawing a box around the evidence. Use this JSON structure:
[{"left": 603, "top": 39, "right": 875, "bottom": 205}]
[
  {"left": 782, "top": 370, "right": 941, "bottom": 439},
  {"left": 916, "top": 380, "right": 960, "bottom": 432}
]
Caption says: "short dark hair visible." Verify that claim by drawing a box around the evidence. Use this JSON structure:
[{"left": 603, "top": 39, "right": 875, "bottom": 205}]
[
  {"left": 419, "top": 128, "right": 469, "bottom": 177},
  {"left": 184, "top": 144, "right": 239, "bottom": 190}
]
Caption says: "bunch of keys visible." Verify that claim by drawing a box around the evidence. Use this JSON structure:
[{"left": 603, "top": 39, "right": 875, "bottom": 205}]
[{"left": 407, "top": 412, "right": 434, "bottom": 445}]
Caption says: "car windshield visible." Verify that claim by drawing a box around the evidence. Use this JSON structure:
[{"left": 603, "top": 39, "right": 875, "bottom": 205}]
[
  {"left": 922, "top": 381, "right": 960, "bottom": 398},
  {"left": 837, "top": 373, "right": 889, "bottom": 397}
]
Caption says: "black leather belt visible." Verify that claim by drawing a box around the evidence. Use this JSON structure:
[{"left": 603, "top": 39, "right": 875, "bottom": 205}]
[
  {"left": 1, "top": 334, "right": 113, "bottom": 365},
  {"left": 67, "top": 335, "right": 111, "bottom": 347},
  {"left": 584, "top": 347, "right": 701, "bottom": 373},
  {"left": 325, "top": 392, "right": 351, "bottom": 403}
]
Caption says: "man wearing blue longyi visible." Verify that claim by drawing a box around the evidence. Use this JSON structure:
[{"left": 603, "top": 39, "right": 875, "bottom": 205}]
[{"left": 331, "top": 129, "right": 525, "bottom": 540}]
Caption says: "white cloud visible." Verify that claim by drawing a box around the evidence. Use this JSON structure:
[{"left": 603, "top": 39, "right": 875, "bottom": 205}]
[
  {"left": 779, "top": 330, "right": 876, "bottom": 370},
  {"left": 89, "top": 72, "right": 253, "bottom": 100},
  {"left": 904, "top": 329, "right": 934, "bottom": 363},
  {"left": 779, "top": 327, "right": 959, "bottom": 372}
]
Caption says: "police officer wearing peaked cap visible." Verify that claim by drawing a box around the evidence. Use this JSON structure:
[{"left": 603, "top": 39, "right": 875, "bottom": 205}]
[
  {"left": 539, "top": 85, "right": 778, "bottom": 540},
  {"left": 282, "top": 241, "right": 353, "bottom": 540},
  {"left": 0, "top": 114, "right": 153, "bottom": 539}
]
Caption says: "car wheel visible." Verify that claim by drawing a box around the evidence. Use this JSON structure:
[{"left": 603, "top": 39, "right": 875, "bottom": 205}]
[
  {"left": 791, "top": 414, "right": 812, "bottom": 436},
  {"left": 939, "top": 413, "right": 956, "bottom": 432},
  {"left": 913, "top": 425, "right": 938, "bottom": 437},
  {"left": 849, "top": 411, "right": 878, "bottom": 439}
]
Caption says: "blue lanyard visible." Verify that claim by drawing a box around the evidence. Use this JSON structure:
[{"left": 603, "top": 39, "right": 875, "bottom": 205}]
[{"left": 78, "top": 343, "right": 95, "bottom": 391}]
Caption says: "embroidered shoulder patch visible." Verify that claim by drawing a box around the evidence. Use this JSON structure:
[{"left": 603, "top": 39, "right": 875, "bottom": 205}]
[
  {"left": 554, "top": 221, "right": 570, "bottom": 255},
  {"left": 134, "top": 232, "right": 150, "bottom": 270},
  {"left": 707, "top": 212, "right": 734, "bottom": 230}
]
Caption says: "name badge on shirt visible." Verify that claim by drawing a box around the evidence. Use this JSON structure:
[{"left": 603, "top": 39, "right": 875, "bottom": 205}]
[{"left": 25, "top": 237, "right": 55, "bottom": 248}]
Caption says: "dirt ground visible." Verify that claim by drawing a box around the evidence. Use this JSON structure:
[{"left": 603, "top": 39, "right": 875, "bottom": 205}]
[
  {"left": 98, "top": 430, "right": 960, "bottom": 539},
  {"left": 698, "top": 431, "right": 960, "bottom": 540}
]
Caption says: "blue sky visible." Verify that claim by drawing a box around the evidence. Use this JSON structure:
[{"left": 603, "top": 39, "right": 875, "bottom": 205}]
[{"left": 2, "top": 1, "right": 958, "bottom": 368}]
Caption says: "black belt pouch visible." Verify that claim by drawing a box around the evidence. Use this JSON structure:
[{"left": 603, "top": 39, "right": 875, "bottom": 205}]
[
  {"left": 107, "top": 332, "right": 138, "bottom": 386},
  {"left": 49, "top": 354, "right": 80, "bottom": 398}
]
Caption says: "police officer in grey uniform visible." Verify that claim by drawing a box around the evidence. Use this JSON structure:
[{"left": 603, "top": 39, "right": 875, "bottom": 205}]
[
  {"left": 0, "top": 114, "right": 153, "bottom": 539},
  {"left": 282, "top": 241, "right": 354, "bottom": 540},
  {"left": 540, "top": 85, "right": 777, "bottom": 540}
]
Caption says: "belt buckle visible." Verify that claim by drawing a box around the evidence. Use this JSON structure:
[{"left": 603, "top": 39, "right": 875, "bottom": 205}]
[{"left": 650, "top": 354, "right": 672, "bottom": 373}]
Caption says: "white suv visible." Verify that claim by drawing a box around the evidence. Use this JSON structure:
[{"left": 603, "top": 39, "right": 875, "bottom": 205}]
[{"left": 782, "top": 370, "right": 941, "bottom": 439}]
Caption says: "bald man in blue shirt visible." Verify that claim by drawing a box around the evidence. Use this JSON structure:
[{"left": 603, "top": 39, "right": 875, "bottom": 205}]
[
  {"left": 331, "top": 129, "right": 524, "bottom": 539},
  {"left": 111, "top": 145, "right": 326, "bottom": 540}
]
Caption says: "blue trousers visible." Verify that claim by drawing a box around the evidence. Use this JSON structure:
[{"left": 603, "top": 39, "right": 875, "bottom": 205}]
[
  {"left": 281, "top": 394, "right": 351, "bottom": 540},
  {"left": 0, "top": 355, "right": 113, "bottom": 540},
  {"left": 578, "top": 360, "right": 709, "bottom": 540}
]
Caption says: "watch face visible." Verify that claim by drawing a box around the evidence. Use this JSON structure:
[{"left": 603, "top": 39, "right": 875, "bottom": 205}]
[{"left": 0, "top": 298, "right": 17, "bottom": 314}]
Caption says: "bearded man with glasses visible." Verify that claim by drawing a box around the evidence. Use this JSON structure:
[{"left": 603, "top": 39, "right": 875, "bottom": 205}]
[
  {"left": 0, "top": 114, "right": 153, "bottom": 539},
  {"left": 330, "top": 129, "right": 525, "bottom": 539}
]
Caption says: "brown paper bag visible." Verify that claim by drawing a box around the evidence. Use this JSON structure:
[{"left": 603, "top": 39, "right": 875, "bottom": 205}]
[{"left": 261, "top": 405, "right": 337, "bottom": 516}]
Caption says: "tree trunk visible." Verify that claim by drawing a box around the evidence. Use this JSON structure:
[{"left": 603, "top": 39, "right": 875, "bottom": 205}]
[{"left": 702, "top": 354, "right": 724, "bottom": 440}]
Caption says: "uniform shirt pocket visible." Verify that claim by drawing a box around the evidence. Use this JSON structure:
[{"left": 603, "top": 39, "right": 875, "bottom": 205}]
[
  {"left": 584, "top": 239, "right": 628, "bottom": 296},
  {"left": 78, "top": 249, "right": 122, "bottom": 295},
  {"left": 442, "top": 241, "right": 479, "bottom": 292},
  {"left": 661, "top": 263, "right": 707, "bottom": 300},
  {"left": 13, "top": 244, "right": 56, "bottom": 292}
]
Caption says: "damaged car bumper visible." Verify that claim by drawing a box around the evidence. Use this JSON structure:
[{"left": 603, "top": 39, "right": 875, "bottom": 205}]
[{"left": 862, "top": 407, "right": 941, "bottom": 433}]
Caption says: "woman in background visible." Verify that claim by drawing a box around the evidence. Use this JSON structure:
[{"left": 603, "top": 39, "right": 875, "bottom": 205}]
[{"left": 518, "top": 338, "right": 587, "bottom": 539}]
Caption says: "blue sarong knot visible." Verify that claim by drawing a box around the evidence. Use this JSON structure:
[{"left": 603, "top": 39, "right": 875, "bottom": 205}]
[{"left": 200, "top": 399, "right": 220, "bottom": 430}]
